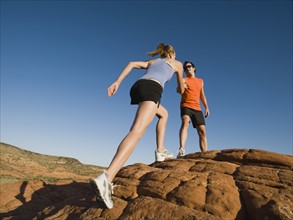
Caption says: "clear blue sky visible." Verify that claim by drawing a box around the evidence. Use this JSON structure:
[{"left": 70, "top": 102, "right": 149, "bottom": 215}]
[{"left": 1, "top": 0, "right": 292, "bottom": 167}]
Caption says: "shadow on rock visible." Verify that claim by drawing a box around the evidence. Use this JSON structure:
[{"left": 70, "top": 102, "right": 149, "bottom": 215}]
[{"left": 0, "top": 180, "right": 103, "bottom": 220}]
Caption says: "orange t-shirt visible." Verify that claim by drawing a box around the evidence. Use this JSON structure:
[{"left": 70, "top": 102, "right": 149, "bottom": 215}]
[{"left": 180, "top": 77, "right": 203, "bottom": 111}]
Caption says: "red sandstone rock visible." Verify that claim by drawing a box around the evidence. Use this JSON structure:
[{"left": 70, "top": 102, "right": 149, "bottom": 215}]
[{"left": 0, "top": 143, "right": 292, "bottom": 220}]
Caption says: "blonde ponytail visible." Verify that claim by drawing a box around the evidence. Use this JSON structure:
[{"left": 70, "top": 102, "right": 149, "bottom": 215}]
[{"left": 147, "top": 43, "right": 175, "bottom": 58}]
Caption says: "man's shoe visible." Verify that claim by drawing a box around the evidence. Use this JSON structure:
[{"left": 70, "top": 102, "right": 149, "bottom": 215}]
[
  {"left": 90, "top": 170, "right": 114, "bottom": 209},
  {"left": 155, "top": 149, "right": 174, "bottom": 162},
  {"left": 177, "top": 148, "right": 185, "bottom": 158}
]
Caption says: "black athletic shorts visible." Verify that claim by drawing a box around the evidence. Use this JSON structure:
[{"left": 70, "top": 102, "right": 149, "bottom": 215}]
[
  {"left": 130, "top": 79, "right": 163, "bottom": 106},
  {"left": 181, "top": 107, "right": 206, "bottom": 128}
]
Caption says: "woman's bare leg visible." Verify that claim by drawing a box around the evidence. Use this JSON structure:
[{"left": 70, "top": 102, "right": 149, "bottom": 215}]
[
  {"left": 155, "top": 104, "right": 168, "bottom": 152},
  {"left": 106, "top": 101, "right": 158, "bottom": 182}
]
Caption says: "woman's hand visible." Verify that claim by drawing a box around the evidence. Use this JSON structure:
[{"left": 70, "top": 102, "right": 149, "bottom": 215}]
[
  {"left": 108, "top": 82, "right": 119, "bottom": 96},
  {"left": 183, "top": 79, "right": 188, "bottom": 89}
]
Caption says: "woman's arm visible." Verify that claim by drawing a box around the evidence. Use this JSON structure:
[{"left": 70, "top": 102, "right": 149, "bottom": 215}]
[
  {"left": 177, "top": 78, "right": 187, "bottom": 93},
  {"left": 108, "top": 61, "right": 149, "bottom": 97},
  {"left": 174, "top": 61, "right": 185, "bottom": 94}
]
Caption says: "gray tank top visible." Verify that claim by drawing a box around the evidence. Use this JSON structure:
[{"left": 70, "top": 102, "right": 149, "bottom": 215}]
[{"left": 140, "top": 58, "right": 174, "bottom": 88}]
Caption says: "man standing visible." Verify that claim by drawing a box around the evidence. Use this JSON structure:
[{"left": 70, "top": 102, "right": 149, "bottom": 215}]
[{"left": 177, "top": 61, "right": 209, "bottom": 157}]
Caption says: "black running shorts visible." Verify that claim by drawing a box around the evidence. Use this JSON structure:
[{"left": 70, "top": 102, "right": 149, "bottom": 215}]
[
  {"left": 181, "top": 107, "right": 205, "bottom": 128},
  {"left": 130, "top": 79, "right": 163, "bottom": 106}
]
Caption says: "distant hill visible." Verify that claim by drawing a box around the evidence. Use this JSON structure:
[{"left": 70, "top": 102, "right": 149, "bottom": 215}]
[{"left": 0, "top": 142, "right": 104, "bottom": 184}]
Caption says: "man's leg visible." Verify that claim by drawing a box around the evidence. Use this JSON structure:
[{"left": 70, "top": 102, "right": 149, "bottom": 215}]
[
  {"left": 197, "top": 125, "right": 208, "bottom": 152},
  {"left": 179, "top": 115, "right": 190, "bottom": 151}
]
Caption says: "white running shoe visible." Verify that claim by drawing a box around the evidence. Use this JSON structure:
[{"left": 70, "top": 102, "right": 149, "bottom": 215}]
[
  {"left": 155, "top": 149, "right": 174, "bottom": 162},
  {"left": 90, "top": 170, "right": 114, "bottom": 209},
  {"left": 177, "top": 148, "right": 185, "bottom": 158}
]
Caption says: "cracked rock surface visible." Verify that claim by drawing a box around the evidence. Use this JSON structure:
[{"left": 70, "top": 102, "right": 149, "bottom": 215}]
[{"left": 1, "top": 149, "right": 292, "bottom": 220}]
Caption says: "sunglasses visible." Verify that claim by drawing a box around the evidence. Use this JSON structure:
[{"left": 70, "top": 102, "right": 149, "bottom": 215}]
[{"left": 184, "top": 65, "right": 193, "bottom": 70}]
